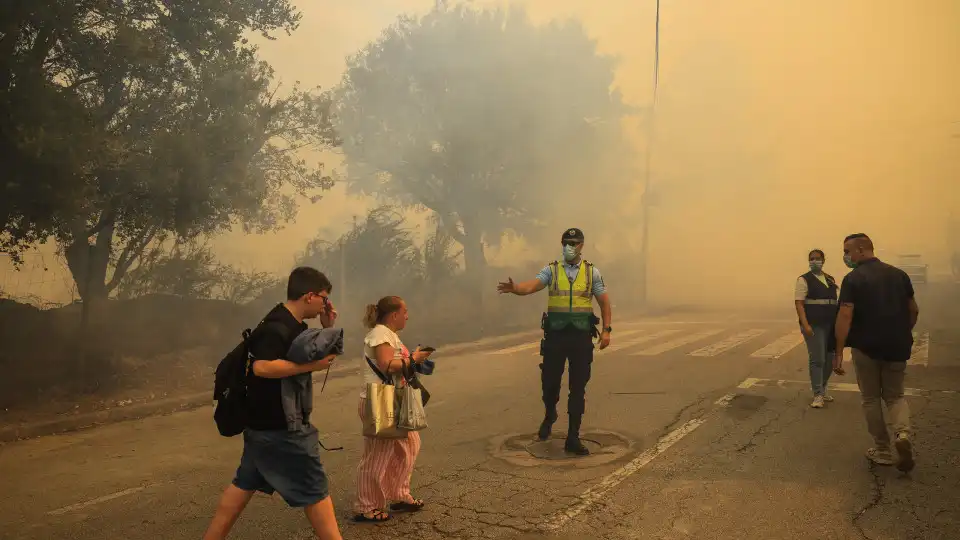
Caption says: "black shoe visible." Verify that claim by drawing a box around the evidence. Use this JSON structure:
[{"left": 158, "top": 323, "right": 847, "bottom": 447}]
[
  {"left": 538, "top": 410, "right": 558, "bottom": 441},
  {"left": 564, "top": 439, "right": 590, "bottom": 456}
]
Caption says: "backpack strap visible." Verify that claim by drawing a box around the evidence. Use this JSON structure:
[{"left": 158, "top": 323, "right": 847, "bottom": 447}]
[{"left": 241, "top": 328, "right": 254, "bottom": 377}]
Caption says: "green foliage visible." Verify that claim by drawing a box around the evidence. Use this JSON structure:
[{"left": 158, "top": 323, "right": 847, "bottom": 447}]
[
  {"left": 116, "top": 240, "right": 278, "bottom": 304},
  {"left": 0, "top": 0, "right": 336, "bottom": 300},
  {"left": 301, "top": 206, "right": 422, "bottom": 295},
  {"left": 333, "top": 4, "right": 634, "bottom": 273},
  {"left": 298, "top": 206, "right": 461, "bottom": 305}
]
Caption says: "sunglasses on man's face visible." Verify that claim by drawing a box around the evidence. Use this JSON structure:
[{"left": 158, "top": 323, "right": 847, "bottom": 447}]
[{"left": 562, "top": 240, "right": 582, "bottom": 247}]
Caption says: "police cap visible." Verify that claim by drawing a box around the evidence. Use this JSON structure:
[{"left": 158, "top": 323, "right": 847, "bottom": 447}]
[{"left": 561, "top": 228, "right": 584, "bottom": 242}]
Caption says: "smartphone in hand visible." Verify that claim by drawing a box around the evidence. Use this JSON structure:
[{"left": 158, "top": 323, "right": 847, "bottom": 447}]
[{"left": 419, "top": 346, "right": 436, "bottom": 353}]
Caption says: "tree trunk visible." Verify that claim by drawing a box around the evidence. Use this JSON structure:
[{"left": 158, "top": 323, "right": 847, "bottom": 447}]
[
  {"left": 64, "top": 231, "right": 113, "bottom": 303},
  {"left": 63, "top": 217, "right": 116, "bottom": 388},
  {"left": 457, "top": 214, "right": 486, "bottom": 281},
  {"left": 457, "top": 216, "right": 487, "bottom": 330},
  {"left": 461, "top": 232, "right": 486, "bottom": 281}
]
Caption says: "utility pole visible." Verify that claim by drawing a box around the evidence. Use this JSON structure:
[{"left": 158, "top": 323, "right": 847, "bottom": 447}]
[
  {"left": 339, "top": 236, "right": 346, "bottom": 306},
  {"left": 637, "top": 0, "right": 661, "bottom": 305}
]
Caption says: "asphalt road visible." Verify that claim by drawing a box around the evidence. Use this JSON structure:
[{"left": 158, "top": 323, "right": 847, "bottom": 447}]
[{"left": 2, "top": 284, "right": 959, "bottom": 540}]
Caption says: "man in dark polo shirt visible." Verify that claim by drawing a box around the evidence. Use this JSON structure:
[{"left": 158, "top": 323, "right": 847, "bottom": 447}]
[
  {"left": 834, "top": 233, "right": 920, "bottom": 472},
  {"left": 204, "top": 267, "right": 343, "bottom": 540}
]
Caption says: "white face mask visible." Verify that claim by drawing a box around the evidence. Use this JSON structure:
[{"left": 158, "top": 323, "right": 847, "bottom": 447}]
[{"left": 562, "top": 244, "right": 579, "bottom": 262}]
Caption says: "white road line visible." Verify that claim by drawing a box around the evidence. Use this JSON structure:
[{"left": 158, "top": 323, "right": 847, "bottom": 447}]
[
  {"left": 600, "top": 329, "right": 681, "bottom": 353},
  {"left": 590, "top": 329, "right": 643, "bottom": 353},
  {"left": 541, "top": 417, "right": 705, "bottom": 530},
  {"left": 490, "top": 341, "right": 540, "bottom": 355},
  {"left": 542, "top": 389, "right": 739, "bottom": 531},
  {"left": 627, "top": 319, "right": 795, "bottom": 325},
  {"left": 689, "top": 329, "right": 767, "bottom": 357},
  {"left": 739, "top": 378, "right": 940, "bottom": 397},
  {"left": 47, "top": 485, "right": 151, "bottom": 516},
  {"left": 750, "top": 332, "right": 805, "bottom": 358},
  {"left": 492, "top": 330, "right": 646, "bottom": 356},
  {"left": 912, "top": 331, "right": 930, "bottom": 367},
  {"left": 631, "top": 329, "right": 723, "bottom": 356},
  {"left": 527, "top": 329, "right": 646, "bottom": 356}
]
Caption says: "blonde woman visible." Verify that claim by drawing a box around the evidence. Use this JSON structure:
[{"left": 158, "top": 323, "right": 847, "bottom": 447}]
[{"left": 353, "top": 296, "right": 432, "bottom": 523}]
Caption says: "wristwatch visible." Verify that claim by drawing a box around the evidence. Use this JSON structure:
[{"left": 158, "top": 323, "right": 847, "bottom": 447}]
[{"left": 603, "top": 326, "right": 612, "bottom": 333}]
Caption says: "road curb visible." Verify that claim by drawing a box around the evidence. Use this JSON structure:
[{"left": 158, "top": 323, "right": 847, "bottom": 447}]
[
  {"left": 0, "top": 364, "right": 360, "bottom": 444},
  {"left": 0, "top": 392, "right": 211, "bottom": 443},
  {"left": 0, "top": 331, "right": 541, "bottom": 443},
  {"left": 0, "top": 315, "right": 654, "bottom": 443}
]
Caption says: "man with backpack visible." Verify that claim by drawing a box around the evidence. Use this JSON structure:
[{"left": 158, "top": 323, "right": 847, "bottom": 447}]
[{"left": 204, "top": 267, "right": 343, "bottom": 540}]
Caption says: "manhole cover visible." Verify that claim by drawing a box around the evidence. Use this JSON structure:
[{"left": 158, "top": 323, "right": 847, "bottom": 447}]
[
  {"left": 526, "top": 438, "right": 604, "bottom": 460},
  {"left": 491, "top": 430, "right": 633, "bottom": 468}
]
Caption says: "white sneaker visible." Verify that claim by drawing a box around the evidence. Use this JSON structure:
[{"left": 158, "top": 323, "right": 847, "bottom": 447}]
[
  {"left": 895, "top": 433, "right": 915, "bottom": 472},
  {"left": 822, "top": 394, "right": 834, "bottom": 402},
  {"left": 810, "top": 396, "right": 825, "bottom": 408}
]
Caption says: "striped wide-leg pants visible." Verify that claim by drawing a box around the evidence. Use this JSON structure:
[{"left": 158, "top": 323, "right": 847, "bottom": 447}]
[{"left": 353, "top": 398, "right": 422, "bottom": 514}]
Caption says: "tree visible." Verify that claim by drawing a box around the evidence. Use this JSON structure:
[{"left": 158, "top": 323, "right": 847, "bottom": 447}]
[
  {"left": 300, "top": 206, "right": 424, "bottom": 300},
  {"left": 422, "top": 223, "right": 462, "bottom": 284},
  {"left": 333, "top": 5, "right": 634, "bottom": 284},
  {"left": 116, "top": 240, "right": 278, "bottom": 304},
  {"left": 0, "top": 0, "right": 337, "bottom": 302},
  {"left": 296, "top": 206, "right": 461, "bottom": 309}
]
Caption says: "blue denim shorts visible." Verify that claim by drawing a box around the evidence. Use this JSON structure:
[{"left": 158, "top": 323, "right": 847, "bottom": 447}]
[{"left": 232, "top": 425, "right": 329, "bottom": 508}]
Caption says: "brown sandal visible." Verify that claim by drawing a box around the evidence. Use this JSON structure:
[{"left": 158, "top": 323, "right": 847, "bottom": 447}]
[
  {"left": 390, "top": 499, "right": 425, "bottom": 512},
  {"left": 353, "top": 509, "right": 391, "bottom": 522}
]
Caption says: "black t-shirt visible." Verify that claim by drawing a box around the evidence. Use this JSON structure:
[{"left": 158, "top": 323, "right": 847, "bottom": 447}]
[
  {"left": 838, "top": 258, "right": 915, "bottom": 362},
  {"left": 245, "top": 304, "right": 307, "bottom": 431}
]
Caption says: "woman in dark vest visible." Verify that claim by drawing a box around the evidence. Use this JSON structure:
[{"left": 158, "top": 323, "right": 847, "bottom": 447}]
[{"left": 794, "top": 249, "right": 839, "bottom": 409}]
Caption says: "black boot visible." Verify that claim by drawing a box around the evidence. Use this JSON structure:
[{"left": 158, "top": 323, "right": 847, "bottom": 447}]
[
  {"left": 538, "top": 408, "right": 558, "bottom": 441},
  {"left": 564, "top": 414, "right": 589, "bottom": 456}
]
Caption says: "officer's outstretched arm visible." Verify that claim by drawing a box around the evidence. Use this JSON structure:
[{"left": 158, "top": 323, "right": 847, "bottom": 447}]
[{"left": 512, "top": 279, "right": 547, "bottom": 296}]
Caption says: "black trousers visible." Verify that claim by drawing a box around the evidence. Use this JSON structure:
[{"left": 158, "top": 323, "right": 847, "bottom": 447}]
[{"left": 540, "top": 329, "right": 594, "bottom": 417}]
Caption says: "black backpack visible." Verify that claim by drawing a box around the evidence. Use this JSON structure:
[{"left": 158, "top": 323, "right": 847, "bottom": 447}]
[{"left": 213, "top": 322, "right": 291, "bottom": 437}]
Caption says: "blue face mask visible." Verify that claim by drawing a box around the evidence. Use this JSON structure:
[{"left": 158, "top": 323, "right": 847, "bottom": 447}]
[
  {"left": 843, "top": 254, "right": 857, "bottom": 269},
  {"left": 562, "top": 244, "right": 579, "bottom": 262},
  {"left": 809, "top": 260, "right": 824, "bottom": 273}
]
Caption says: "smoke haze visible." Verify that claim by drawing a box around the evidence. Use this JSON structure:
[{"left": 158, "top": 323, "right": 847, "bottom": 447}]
[{"left": 4, "top": 0, "right": 958, "bottom": 312}]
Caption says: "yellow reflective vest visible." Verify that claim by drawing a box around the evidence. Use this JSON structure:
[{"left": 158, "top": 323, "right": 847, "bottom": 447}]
[{"left": 545, "top": 259, "right": 594, "bottom": 331}]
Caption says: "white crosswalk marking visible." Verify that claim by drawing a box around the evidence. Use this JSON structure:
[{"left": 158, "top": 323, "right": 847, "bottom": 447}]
[
  {"left": 632, "top": 329, "right": 723, "bottom": 356},
  {"left": 600, "top": 329, "right": 682, "bottom": 353},
  {"left": 492, "top": 329, "right": 646, "bottom": 356},
  {"left": 912, "top": 331, "right": 930, "bottom": 367},
  {"left": 490, "top": 341, "right": 540, "bottom": 355},
  {"left": 689, "top": 329, "right": 767, "bottom": 357},
  {"left": 534, "top": 329, "right": 644, "bottom": 355},
  {"left": 751, "top": 332, "right": 805, "bottom": 358}
]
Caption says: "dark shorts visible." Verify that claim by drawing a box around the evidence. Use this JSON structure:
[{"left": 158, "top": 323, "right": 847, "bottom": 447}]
[{"left": 232, "top": 425, "right": 329, "bottom": 508}]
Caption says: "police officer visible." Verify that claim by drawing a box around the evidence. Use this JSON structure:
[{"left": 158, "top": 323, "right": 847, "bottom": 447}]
[{"left": 496, "top": 228, "right": 612, "bottom": 455}]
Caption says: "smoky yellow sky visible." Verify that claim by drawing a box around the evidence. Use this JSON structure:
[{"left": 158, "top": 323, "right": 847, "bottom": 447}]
[
  {"left": 4, "top": 0, "right": 958, "bottom": 307},
  {"left": 216, "top": 0, "right": 960, "bottom": 307}
]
